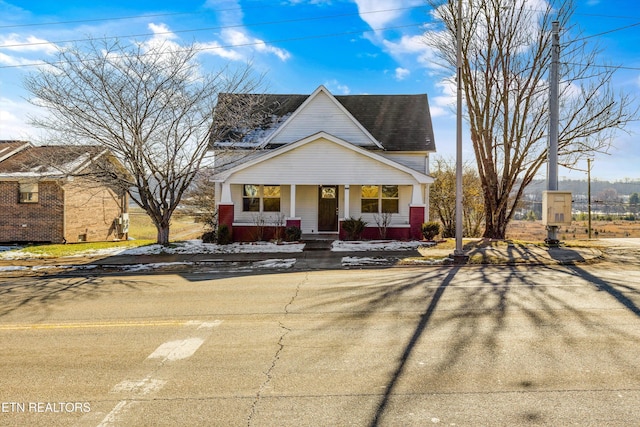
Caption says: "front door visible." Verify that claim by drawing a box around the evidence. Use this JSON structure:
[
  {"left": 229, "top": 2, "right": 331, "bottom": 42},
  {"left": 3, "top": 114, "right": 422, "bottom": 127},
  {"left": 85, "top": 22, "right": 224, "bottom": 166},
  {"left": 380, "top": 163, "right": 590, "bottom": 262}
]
[{"left": 318, "top": 186, "right": 338, "bottom": 232}]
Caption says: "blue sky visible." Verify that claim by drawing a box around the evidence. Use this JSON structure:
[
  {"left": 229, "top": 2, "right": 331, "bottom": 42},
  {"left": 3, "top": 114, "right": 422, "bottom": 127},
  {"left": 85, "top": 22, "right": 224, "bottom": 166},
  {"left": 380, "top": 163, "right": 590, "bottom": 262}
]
[{"left": 0, "top": 0, "right": 639, "bottom": 181}]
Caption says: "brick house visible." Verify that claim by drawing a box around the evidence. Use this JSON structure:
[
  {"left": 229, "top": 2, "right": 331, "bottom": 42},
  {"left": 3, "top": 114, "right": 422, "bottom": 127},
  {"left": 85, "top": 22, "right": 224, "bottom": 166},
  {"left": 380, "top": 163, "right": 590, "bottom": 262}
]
[{"left": 0, "top": 141, "right": 130, "bottom": 243}]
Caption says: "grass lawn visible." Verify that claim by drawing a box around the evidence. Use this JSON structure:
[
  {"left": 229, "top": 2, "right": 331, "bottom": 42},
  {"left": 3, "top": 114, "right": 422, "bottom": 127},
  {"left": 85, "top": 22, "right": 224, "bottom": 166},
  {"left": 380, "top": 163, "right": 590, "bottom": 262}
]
[{"left": 3, "top": 208, "right": 205, "bottom": 258}]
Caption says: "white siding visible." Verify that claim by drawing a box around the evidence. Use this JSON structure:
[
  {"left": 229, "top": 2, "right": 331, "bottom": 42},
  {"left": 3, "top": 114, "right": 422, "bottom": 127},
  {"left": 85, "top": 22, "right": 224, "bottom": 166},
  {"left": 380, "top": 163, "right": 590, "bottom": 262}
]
[
  {"left": 296, "top": 185, "right": 318, "bottom": 233},
  {"left": 226, "top": 137, "right": 419, "bottom": 186},
  {"left": 271, "top": 91, "right": 376, "bottom": 147}
]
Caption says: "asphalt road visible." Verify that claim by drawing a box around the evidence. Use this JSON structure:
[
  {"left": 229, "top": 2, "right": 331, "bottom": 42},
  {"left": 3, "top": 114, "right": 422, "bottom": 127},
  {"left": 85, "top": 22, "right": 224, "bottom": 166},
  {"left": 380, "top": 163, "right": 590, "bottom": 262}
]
[{"left": 1, "top": 260, "right": 639, "bottom": 426}]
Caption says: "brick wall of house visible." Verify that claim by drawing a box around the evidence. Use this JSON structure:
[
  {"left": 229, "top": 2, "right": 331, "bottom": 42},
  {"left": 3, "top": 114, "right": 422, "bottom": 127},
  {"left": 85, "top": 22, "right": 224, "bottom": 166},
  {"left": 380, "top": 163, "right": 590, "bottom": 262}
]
[
  {"left": 0, "top": 179, "right": 127, "bottom": 244},
  {"left": 0, "top": 181, "right": 65, "bottom": 243},
  {"left": 62, "top": 178, "right": 127, "bottom": 243}
]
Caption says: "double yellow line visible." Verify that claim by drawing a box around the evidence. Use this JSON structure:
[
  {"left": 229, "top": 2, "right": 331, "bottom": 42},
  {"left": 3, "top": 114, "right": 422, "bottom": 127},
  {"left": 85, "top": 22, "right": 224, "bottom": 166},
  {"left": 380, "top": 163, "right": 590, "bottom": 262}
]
[{"left": 0, "top": 319, "right": 188, "bottom": 331}]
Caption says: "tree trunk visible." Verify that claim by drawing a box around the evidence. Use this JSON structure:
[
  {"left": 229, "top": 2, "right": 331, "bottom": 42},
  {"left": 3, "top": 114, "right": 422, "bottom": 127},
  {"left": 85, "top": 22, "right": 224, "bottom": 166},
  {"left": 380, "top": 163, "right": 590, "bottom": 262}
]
[
  {"left": 482, "top": 188, "right": 508, "bottom": 239},
  {"left": 156, "top": 224, "right": 170, "bottom": 245}
]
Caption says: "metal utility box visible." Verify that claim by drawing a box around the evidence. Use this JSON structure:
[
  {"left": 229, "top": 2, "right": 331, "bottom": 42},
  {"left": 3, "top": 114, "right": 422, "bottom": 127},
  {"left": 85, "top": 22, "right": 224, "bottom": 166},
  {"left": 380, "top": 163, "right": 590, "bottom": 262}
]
[{"left": 542, "top": 191, "right": 572, "bottom": 226}]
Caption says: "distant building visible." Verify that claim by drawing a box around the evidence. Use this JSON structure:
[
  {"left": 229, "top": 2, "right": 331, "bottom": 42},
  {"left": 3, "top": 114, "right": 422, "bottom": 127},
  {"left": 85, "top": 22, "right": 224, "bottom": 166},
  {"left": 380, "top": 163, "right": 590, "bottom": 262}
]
[{"left": 0, "top": 141, "right": 129, "bottom": 243}]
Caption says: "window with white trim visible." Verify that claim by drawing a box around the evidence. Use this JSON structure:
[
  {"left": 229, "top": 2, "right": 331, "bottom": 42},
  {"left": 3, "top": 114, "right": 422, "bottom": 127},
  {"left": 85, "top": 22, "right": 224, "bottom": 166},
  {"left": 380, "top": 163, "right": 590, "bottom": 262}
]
[
  {"left": 242, "top": 184, "right": 281, "bottom": 212},
  {"left": 19, "top": 183, "right": 39, "bottom": 203},
  {"left": 361, "top": 185, "right": 399, "bottom": 214}
]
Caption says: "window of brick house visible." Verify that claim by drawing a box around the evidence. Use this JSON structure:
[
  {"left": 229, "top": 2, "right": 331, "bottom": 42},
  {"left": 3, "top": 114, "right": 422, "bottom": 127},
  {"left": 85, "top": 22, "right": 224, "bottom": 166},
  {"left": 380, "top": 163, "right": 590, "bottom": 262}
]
[{"left": 19, "top": 183, "right": 39, "bottom": 203}]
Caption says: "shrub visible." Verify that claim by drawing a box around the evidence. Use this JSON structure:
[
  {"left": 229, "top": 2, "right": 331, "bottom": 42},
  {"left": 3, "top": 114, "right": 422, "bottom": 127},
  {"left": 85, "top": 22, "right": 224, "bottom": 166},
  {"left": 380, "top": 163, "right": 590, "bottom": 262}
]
[
  {"left": 202, "top": 230, "right": 216, "bottom": 243},
  {"left": 285, "top": 226, "right": 302, "bottom": 242},
  {"left": 422, "top": 221, "right": 441, "bottom": 241},
  {"left": 216, "top": 224, "right": 232, "bottom": 245},
  {"left": 341, "top": 217, "right": 367, "bottom": 241}
]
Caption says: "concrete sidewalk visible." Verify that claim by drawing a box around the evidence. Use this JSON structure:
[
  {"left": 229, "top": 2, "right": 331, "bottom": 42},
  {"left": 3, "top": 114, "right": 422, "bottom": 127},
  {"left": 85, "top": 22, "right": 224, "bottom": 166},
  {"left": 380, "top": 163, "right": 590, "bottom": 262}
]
[{"left": 0, "top": 243, "right": 604, "bottom": 277}]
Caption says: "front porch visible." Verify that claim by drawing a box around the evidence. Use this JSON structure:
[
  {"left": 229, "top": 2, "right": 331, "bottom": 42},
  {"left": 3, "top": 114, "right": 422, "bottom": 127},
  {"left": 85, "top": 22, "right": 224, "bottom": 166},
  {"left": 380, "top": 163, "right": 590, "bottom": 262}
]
[{"left": 217, "top": 183, "right": 428, "bottom": 242}]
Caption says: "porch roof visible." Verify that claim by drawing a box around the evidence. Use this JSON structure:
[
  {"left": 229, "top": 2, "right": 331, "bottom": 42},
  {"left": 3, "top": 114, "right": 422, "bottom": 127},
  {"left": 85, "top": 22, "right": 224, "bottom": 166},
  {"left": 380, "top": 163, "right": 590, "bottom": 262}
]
[{"left": 213, "top": 132, "right": 434, "bottom": 185}]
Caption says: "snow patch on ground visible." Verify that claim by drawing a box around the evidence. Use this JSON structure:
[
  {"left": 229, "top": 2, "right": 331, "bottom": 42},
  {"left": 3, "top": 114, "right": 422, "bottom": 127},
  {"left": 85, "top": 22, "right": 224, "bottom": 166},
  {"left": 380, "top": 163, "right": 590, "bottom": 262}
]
[
  {"left": 332, "top": 240, "right": 434, "bottom": 252},
  {"left": 0, "top": 240, "right": 305, "bottom": 260},
  {"left": 250, "top": 259, "right": 297, "bottom": 269},
  {"left": 341, "top": 256, "right": 390, "bottom": 267}
]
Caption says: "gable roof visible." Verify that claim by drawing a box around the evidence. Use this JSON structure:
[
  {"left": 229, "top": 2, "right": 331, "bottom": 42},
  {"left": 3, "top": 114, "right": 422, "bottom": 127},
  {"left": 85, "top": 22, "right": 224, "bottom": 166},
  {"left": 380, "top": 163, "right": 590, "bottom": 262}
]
[
  {"left": 212, "top": 86, "right": 436, "bottom": 152},
  {"left": 0, "top": 142, "right": 109, "bottom": 179},
  {"left": 0, "top": 140, "right": 30, "bottom": 162}
]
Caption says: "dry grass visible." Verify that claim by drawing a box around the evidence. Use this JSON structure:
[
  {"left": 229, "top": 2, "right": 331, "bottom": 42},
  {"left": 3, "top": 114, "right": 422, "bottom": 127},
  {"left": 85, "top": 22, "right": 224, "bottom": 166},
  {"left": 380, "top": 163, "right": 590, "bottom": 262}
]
[
  {"left": 506, "top": 219, "right": 640, "bottom": 241},
  {"left": 128, "top": 207, "right": 205, "bottom": 241}
]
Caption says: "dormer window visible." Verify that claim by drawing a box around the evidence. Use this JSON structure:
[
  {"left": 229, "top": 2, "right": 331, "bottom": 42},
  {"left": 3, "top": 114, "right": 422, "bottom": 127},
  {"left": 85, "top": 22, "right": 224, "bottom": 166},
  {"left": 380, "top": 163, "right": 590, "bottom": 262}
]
[{"left": 19, "top": 183, "right": 39, "bottom": 203}]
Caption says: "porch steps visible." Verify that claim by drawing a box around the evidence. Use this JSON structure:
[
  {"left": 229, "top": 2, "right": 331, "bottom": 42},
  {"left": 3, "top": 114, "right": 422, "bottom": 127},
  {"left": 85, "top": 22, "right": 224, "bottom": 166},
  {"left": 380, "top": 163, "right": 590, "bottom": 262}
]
[{"left": 301, "top": 234, "right": 338, "bottom": 251}]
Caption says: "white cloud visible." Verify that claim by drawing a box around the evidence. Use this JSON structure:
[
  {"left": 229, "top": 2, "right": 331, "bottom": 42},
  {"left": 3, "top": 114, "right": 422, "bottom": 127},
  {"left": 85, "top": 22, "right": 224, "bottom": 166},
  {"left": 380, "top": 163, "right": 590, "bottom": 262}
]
[
  {"left": 383, "top": 34, "right": 437, "bottom": 68},
  {"left": 195, "top": 40, "right": 245, "bottom": 61},
  {"left": 324, "top": 80, "right": 351, "bottom": 95},
  {"left": 147, "top": 23, "right": 179, "bottom": 42},
  {"left": 221, "top": 29, "right": 291, "bottom": 61},
  {"left": 0, "top": 33, "right": 58, "bottom": 54},
  {"left": 354, "top": 0, "right": 422, "bottom": 29},
  {"left": 394, "top": 67, "right": 410, "bottom": 80},
  {"left": 0, "top": 96, "right": 45, "bottom": 140}
]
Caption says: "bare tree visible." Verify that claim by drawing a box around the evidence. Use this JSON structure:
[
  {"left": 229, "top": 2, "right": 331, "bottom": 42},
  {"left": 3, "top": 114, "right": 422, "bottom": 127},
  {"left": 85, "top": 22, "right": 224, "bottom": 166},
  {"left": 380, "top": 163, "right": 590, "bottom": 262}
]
[
  {"left": 23, "top": 38, "right": 263, "bottom": 244},
  {"left": 425, "top": 0, "right": 637, "bottom": 239}
]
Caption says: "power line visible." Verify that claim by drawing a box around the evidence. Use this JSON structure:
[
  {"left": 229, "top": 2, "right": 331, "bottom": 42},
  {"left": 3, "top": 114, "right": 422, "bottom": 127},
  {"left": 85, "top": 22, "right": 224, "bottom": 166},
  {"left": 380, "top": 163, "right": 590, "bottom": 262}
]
[
  {"left": 562, "top": 62, "right": 640, "bottom": 71},
  {"left": 0, "top": 5, "right": 271, "bottom": 29},
  {"left": 0, "top": 23, "right": 423, "bottom": 70},
  {"left": 572, "top": 21, "right": 640, "bottom": 42},
  {"left": 0, "top": 6, "right": 422, "bottom": 50}
]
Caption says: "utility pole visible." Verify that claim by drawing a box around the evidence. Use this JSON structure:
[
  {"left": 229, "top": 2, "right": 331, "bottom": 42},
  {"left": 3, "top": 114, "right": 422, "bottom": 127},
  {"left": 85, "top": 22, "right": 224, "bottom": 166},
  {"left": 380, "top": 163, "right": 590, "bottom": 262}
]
[
  {"left": 588, "top": 157, "right": 592, "bottom": 239},
  {"left": 452, "top": 0, "right": 468, "bottom": 263},
  {"left": 546, "top": 21, "right": 560, "bottom": 245}
]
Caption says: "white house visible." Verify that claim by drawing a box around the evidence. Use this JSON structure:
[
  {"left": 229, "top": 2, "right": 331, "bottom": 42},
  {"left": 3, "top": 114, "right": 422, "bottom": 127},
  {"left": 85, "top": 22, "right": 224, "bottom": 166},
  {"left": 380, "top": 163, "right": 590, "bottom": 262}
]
[{"left": 211, "top": 85, "right": 436, "bottom": 241}]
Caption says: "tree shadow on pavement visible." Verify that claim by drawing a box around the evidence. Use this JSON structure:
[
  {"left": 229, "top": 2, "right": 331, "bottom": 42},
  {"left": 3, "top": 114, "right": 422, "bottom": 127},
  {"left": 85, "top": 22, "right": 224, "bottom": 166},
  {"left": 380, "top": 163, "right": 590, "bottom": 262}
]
[
  {"left": 369, "top": 267, "right": 459, "bottom": 427},
  {"left": 0, "top": 275, "right": 152, "bottom": 319},
  {"left": 568, "top": 264, "right": 640, "bottom": 318},
  {"left": 297, "top": 264, "right": 640, "bottom": 426}
]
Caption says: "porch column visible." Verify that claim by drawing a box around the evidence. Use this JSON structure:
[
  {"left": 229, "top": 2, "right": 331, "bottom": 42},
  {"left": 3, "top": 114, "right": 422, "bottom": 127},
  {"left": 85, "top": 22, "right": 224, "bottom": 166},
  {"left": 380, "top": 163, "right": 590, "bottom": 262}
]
[
  {"left": 411, "top": 184, "right": 424, "bottom": 205},
  {"left": 343, "top": 185, "right": 350, "bottom": 219},
  {"left": 410, "top": 184, "right": 426, "bottom": 240},
  {"left": 424, "top": 184, "right": 430, "bottom": 222},
  {"left": 220, "top": 182, "right": 233, "bottom": 204},
  {"left": 218, "top": 182, "right": 234, "bottom": 232},
  {"left": 286, "top": 184, "right": 301, "bottom": 229},
  {"left": 290, "top": 184, "right": 296, "bottom": 218}
]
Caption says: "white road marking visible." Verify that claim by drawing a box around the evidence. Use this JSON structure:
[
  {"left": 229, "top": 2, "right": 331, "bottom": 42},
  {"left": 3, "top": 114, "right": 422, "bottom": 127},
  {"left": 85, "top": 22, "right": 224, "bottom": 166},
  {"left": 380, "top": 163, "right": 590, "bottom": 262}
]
[
  {"left": 97, "top": 400, "right": 133, "bottom": 427},
  {"left": 111, "top": 376, "right": 167, "bottom": 395},
  {"left": 147, "top": 338, "right": 205, "bottom": 362},
  {"left": 97, "top": 320, "right": 222, "bottom": 426},
  {"left": 186, "top": 320, "right": 223, "bottom": 329}
]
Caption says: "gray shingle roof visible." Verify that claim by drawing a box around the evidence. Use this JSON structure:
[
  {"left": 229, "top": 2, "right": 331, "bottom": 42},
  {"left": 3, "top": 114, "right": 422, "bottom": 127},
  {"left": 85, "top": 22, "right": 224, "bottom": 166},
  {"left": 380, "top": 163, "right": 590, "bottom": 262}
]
[
  {"left": 0, "top": 143, "right": 106, "bottom": 177},
  {"left": 213, "top": 91, "right": 436, "bottom": 152}
]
